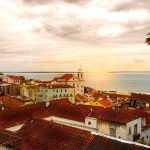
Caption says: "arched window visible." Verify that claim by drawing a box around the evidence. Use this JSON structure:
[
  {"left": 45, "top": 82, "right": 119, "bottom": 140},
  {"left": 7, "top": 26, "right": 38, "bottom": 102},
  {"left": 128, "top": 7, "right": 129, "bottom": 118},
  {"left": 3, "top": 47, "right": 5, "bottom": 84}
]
[{"left": 70, "top": 94, "right": 73, "bottom": 97}]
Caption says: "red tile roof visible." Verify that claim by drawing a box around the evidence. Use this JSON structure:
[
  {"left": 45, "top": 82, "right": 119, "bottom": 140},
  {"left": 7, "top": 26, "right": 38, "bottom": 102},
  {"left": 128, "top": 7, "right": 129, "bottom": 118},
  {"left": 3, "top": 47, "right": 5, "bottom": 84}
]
[
  {"left": 75, "top": 94, "right": 89, "bottom": 103},
  {"left": 0, "top": 96, "right": 24, "bottom": 108},
  {"left": 38, "top": 84, "right": 74, "bottom": 89},
  {"left": 0, "top": 119, "right": 149, "bottom": 150},
  {"left": 62, "top": 74, "right": 73, "bottom": 80},
  {"left": 7, "top": 75, "right": 25, "bottom": 81},
  {"left": 0, "top": 129, "right": 19, "bottom": 144},
  {"left": 89, "top": 135, "right": 150, "bottom": 150},
  {"left": 0, "top": 98, "right": 74, "bottom": 129},
  {"left": 109, "top": 93, "right": 130, "bottom": 99},
  {"left": 99, "top": 100, "right": 113, "bottom": 107},
  {"left": 0, "top": 99, "right": 150, "bottom": 129},
  {"left": 88, "top": 107, "right": 140, "bottom": 124},
  {"left": 131, "top": 93, "right": 150, "bottom": 102},
  {"left": 52, "top": 74, "right": 73, "bottom": 81},
  {"left": 92, "top": 92, "right": 105, "bottom": 99},
  {"left": 0, "top": 81, "right": 9, "bottom": 84},
  {"left": 16, "top": 118, "right": 95, "bottom": 150}
]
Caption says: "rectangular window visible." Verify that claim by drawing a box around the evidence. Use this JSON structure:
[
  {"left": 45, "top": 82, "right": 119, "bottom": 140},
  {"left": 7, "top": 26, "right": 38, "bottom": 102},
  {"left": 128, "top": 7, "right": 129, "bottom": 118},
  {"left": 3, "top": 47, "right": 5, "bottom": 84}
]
[
  {"left": 130, "top": 100, "right": 136, "bottom": 106},
  {"left": 134, "top": 124, "right": 138, "bottom": 134},
  {"left": 129, "top": 127, "right": 131, "bottom": 135},
  {"left": 109, "top": 128, "right": 116, "bottom": 137},
  {"left": 88, "top": 121, "right": 91, "bottom": 125}
]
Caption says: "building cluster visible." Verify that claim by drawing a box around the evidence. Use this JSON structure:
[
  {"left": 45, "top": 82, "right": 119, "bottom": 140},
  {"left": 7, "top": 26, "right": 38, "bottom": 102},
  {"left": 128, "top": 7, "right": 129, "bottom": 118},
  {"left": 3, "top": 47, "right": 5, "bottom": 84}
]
[
  {"left": 0, "top": 99, "right": 149, "bottom": 149},
  {"left": 0, "top": 69, "right": 150, "bottom": 149},
  {"left": 20, "top": 67, "right": 84, "bottom": 104},
  {"left": 0, "top": 68, "right": 84, "bottom": 105}
]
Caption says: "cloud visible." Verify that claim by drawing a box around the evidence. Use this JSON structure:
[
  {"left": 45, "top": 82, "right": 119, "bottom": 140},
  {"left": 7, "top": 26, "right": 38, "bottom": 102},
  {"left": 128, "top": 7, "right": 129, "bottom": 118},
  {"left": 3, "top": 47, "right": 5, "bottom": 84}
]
[
  {"left": 0, "top": 0, "right": 150, "bottom": 71},
  {"left": 22, "top": 0, "right": 52, "bottom": 5},
  {"left": 22, "top": 0, "right": 89, "bottom": 5},
  {"left": 111, "top": 0, "right": 150, "bottom": 12},
  {"left": 44, "top": 23, "right": 80, "bottom": 38}
]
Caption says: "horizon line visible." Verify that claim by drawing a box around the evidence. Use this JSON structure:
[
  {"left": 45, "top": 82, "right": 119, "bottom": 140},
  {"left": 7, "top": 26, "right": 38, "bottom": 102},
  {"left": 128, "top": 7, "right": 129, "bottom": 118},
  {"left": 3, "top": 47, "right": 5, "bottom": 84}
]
[{"left": 1, "top": 71, "right": 150, "bottom": 74}]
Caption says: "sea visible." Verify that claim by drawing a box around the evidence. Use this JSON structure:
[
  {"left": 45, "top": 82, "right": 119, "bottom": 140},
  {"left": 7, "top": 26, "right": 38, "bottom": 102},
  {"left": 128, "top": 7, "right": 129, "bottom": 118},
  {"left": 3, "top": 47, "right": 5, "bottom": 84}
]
[{"left": 4, "top": 72, "right": 150, "bottom": 93}]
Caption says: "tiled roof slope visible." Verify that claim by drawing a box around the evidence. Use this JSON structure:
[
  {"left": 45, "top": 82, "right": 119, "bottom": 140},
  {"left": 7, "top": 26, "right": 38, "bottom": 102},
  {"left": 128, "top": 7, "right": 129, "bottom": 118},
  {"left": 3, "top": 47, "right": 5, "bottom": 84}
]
[
  {"left": 52, "top": 74, "right": 73, "bottom": 81},
  {"left": 131, "top": 93, "right": 150, "bottom": 102},
  {"left": 0, "top": 99, "right": 82, "bottom": 129},
  {"left": 0, "top": 96, "right": 24, "bottom": 108},
  {"left": 38, "top": 84, "right": 74, "bottom": 88},
  {"left": 88, "top": 107, "right": 139, "bottom": 124},
  {"left": 17, "top": 118, "right": 95, "bottom": 150},
  {"left": 88, "top": 135, "right": 150, "bottom": 150},
  {"left": 7, "top": 75, "right": 25, "bottom": 81},
  {"left": 0, "top": 129, "right": 20, "bottom": 148},
  {"left": 0, "top": 99, "right": 150, "bottom": 129},
  {"left": 99, "top": 100, "right": 113, "bottom": 107},
  {"left": 0, "top": 118, "right": 149, "bottom": 150}
]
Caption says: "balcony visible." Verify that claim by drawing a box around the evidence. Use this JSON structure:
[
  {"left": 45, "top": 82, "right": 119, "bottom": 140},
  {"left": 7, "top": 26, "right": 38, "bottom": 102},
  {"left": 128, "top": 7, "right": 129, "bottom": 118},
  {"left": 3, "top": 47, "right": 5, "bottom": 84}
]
[{"left": 133, "top": 133, "right": 140, "bottom": 141}]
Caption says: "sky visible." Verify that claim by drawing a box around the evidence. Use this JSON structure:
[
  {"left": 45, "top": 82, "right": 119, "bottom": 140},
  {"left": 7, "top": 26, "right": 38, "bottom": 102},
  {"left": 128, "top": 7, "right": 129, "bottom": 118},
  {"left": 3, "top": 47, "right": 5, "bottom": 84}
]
[{"left": 0, "top": 0, "right": 150, "bottom": 72}]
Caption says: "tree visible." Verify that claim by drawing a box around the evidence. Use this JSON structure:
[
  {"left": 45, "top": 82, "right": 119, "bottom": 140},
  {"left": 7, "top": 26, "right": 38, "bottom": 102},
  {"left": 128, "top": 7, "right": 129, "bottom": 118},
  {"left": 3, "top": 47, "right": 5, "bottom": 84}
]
[{"left": 145, "top": 33, "right": 150, "bottom": 45}]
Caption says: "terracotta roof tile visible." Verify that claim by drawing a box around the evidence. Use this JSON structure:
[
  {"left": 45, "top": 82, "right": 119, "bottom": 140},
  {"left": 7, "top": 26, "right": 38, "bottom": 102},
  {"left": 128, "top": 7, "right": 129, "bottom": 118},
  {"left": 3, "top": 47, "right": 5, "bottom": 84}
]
[
  {"left": 7, "top": 75, "right": 25, "bottom": 81},
  {"left": 131, "top": 93, "right": 150, "bottom": 102},
  {"left": 38, "top": 84, "right": 74, "bottom": 88},
  {"left": 0, "top": 99, "right": 150, "bottom": 129},
  {"left": 0, "top": 122, "right": 149, "bottom": 150},
  {"left": 16, "top": 118, "right": 95, "bottom": 150},
  {"left": 75, "top": 94, "right": 88, "bottom": 103},
  {"left": 88, "top": 135, "right": 150, "bottom": 150},
  {"left": 0, "top": 129, "right": 20, "bottom": 148},
  {"left": 52, "top": 74, "right": 73, "bottom": 81},
  {"left": 0, "top": 96, "right": 24, "bottom": 108},
  {"left": 99, "top": 100, "right": 113, "bottom": 107}
]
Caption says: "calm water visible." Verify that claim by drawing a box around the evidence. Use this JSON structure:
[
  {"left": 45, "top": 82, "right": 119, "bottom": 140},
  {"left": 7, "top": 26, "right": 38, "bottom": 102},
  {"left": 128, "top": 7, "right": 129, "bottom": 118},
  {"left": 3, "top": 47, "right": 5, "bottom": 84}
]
[{"left": 5, "top": 72, "right": 150, "bottom": 93}]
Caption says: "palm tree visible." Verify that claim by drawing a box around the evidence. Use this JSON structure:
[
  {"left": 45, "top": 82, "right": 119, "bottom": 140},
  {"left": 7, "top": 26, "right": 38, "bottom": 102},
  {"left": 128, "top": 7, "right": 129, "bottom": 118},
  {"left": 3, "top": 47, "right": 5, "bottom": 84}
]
[{"left": 146, "top": 33, "right": 150, "bottom": 45}]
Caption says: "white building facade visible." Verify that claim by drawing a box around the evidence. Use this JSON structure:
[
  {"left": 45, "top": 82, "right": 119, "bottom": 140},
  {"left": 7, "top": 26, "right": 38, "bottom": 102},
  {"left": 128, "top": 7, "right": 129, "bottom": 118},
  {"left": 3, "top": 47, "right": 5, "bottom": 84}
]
[
  {"left": 51, "top": 67, "right": 84, "bottom": 95},
  {"left": 36, "top": 85, "right": 75, "bottom": 103}
]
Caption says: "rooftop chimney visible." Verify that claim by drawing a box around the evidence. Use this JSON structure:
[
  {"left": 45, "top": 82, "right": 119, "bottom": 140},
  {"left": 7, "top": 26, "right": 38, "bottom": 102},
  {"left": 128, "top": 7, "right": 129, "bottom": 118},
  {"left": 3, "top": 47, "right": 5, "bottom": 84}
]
[
  {"left": 142, "top": 118, "right": 146, "bottom": 127},
  {"left": 46, "top": 101, "right": 50, "bottom": 107}
]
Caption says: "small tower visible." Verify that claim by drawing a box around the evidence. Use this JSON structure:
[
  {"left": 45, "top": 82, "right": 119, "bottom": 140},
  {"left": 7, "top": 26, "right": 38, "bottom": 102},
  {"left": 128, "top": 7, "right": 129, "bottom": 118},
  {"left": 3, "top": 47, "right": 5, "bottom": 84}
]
[{"left": 77, "top": 66, "right": 83, "bottom": 80}]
